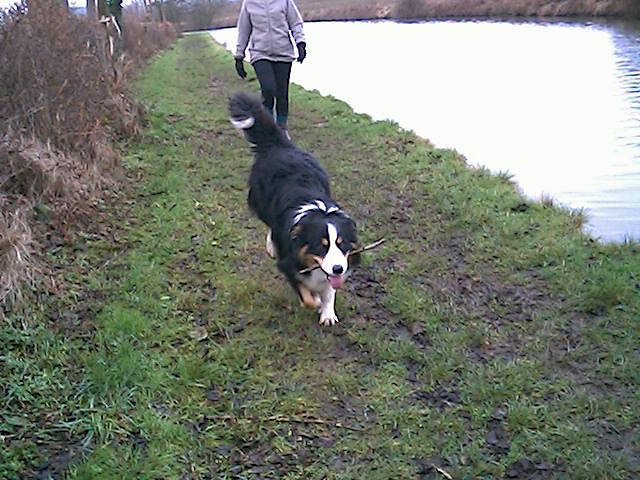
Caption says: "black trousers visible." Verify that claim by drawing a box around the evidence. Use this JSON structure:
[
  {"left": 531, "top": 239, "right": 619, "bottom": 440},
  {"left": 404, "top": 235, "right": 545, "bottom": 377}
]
[{"left": 252, "top": 60, "right": 292, "bottom": 125}]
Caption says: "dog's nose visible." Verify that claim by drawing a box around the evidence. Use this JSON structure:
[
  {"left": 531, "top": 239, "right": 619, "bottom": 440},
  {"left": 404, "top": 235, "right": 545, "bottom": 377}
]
[{"left": 332, "top": 265, "right": 344, "bottom": 275}]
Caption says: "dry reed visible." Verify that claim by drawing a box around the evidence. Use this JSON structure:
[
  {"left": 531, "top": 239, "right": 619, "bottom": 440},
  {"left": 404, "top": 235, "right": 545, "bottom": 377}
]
[
  {"left": 0, "top": 1, "right": 179, "bottom": 312},
  {"left": 0, "top": 197, "right": 36, "bottom": 307}
]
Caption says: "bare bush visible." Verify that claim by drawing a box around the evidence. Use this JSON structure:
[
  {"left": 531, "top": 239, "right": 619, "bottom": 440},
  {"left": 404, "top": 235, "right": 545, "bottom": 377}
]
[
  {"left": 0, "top": 134, "right": 93, "bottom": 203},
  {"left": 0, "top": 1, "right": 178, "bottom": 310},
  {"left": 123, "top": 17, "right": 179, "bottom": 60},
  {"left": 0, "top": 132, "right": 98, "bottom": 312},
  {"left": 1, "top": 2, "right": 114, "bottom": 163}
]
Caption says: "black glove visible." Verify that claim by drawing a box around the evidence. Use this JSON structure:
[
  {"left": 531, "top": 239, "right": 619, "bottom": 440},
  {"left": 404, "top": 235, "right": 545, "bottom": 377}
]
[
  {"left": 235, "top": 58, "right": 247, "bottom": 79},
  {"left": 296, "top": 42, "right": 306, "bottom": 63}
]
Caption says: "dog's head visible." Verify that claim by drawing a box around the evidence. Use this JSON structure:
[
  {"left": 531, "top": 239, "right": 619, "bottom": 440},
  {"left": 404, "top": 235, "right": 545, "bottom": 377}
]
[{"left": 292, "top": 206, "right": 360, "bottom": 289}]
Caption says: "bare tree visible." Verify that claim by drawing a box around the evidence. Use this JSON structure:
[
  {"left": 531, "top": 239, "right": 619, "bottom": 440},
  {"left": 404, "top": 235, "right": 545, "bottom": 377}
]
[
  {"left": 157, "top": 0, "right": 165, "bottom": 22},
  {"left": 97, "top": 0, "right": 108, "bottom": 16},
  {"left": 86, "top": 0, "right": 96, "bottom": 19},
  {"left": 162, "top": 0, "right": 223, "bottom": 29}
]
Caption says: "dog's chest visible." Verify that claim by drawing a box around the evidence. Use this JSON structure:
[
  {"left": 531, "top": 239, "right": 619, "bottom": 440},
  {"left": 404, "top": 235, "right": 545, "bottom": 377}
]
[{"left": 298, "top": 269, "right": 327, "bottom": 293}]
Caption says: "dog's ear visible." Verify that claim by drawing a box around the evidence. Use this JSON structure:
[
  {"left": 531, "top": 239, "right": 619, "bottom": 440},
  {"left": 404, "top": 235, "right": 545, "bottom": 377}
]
[
  {"left": 297, "top": 244, "right": 320, "bottom": 269},
  {"left": 346, "top": 218, "right": 359, "bottom": 246}
]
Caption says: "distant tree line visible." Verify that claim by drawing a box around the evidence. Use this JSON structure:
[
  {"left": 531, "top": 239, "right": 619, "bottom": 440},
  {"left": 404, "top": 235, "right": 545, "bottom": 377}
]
[
  {"left": 161, "top": 0, "right": 224, "bottom": 30},
  {"left": 82, "top": 0, "right": 224, "bottom": 30}
]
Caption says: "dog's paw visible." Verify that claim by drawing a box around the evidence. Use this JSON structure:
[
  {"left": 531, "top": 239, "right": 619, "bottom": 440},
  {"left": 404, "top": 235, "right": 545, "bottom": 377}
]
[{"left": 319, "top": 313, "right": 339, "bottom": 326}]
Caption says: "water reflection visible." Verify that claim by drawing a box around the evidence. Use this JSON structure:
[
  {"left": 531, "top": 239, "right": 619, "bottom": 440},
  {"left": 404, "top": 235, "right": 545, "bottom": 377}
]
[{"left": 210, "top": 19, "right": 640, "bottom": 242}]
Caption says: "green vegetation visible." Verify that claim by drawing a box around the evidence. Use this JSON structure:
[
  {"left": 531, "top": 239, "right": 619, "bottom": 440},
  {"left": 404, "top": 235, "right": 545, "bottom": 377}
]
[{"left": 2, "top": 34, "right": 638, "bottom": 479}]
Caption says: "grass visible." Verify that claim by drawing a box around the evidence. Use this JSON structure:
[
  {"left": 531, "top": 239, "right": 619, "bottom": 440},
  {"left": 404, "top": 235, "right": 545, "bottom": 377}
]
[{"left": 1, "top": 33, "right": 639, "bottom": 479}]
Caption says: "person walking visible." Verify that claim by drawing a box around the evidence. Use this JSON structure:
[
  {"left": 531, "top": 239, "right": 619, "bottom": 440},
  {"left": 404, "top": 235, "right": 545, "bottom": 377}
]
[{"left": 234, "top": 0, "right": 307, "bottom": 139}]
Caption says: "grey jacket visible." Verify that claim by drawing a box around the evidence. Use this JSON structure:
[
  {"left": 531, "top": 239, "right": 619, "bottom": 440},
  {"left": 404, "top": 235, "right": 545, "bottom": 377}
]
[{"left": 235, "top": 0, "right": 305, "bottom": 64}]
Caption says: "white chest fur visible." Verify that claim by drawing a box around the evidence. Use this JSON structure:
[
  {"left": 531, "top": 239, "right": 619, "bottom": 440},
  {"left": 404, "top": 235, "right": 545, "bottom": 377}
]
[{"left": 298, "top": 268, "right": 328, "bottom": 294}]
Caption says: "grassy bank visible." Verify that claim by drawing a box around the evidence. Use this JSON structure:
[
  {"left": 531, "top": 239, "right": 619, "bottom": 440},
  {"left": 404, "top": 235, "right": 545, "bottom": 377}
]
[
  {"left": 209, "top": 0, "right": 640, "bottom": 28},
  {"left": 2, "top": 34, "right": 639, "bottom": 479}
]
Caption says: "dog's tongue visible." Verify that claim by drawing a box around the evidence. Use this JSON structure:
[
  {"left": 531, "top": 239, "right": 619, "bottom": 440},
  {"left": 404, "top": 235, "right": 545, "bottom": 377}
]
[{"left": 328, "top": 275, "right": 344, "bottom": 289}]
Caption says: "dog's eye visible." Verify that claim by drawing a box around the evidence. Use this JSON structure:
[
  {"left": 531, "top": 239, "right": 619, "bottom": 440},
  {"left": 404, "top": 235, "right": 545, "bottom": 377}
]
[
  {"left": 321, "top": 238, "right": 329, "bottom": 247},
  {"left": 336, "top": 237, "right": 343, "bottom": 245}
]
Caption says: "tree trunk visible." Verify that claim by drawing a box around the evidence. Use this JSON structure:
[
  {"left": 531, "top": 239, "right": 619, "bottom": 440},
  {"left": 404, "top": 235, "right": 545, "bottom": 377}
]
[
  {"left": 157, "top": 0, "right": 165, "bottom": 22},
  {"left": 97, "top": 0, "right": 108, "bottom": 17},
  {"left": 86, "top": 0, "right": 96, "bottom": 20}
]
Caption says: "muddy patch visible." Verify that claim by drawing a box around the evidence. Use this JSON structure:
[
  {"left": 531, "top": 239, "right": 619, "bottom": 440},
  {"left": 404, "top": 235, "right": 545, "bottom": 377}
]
[
  {"left": 193, "top": 410, "right": 370, "bottom": 478},
  {"left": 505, "top": 457, "right": 558, "bottom": 479}
]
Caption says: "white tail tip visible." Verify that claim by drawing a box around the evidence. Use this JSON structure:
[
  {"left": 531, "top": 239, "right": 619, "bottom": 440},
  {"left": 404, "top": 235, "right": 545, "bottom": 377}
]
[{"left": 230, "top": 116, "right": 255, "bottom": 130}]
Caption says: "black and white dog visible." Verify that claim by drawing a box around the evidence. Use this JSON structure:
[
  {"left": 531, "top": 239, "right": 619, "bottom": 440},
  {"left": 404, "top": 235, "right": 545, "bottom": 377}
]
[{"left": 229, "top": 92, "right": 360, "bottom": 325}]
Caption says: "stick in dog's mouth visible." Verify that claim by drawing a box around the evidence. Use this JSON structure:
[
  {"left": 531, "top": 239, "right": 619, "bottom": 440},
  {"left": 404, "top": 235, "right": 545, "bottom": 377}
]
[{"left": 298, "top": 238, "right": 386, "bottom": 275}]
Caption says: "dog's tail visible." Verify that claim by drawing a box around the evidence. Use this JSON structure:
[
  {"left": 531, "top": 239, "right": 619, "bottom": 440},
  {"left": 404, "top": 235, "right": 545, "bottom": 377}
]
[{"left": 229, "top": 91, "right": 288, "bottom": 146}]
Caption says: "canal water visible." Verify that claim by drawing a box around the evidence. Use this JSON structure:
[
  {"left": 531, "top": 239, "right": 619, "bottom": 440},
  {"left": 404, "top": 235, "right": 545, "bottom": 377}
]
[{"left": 210, "top": 19, "right": 640, "bottom": 242}]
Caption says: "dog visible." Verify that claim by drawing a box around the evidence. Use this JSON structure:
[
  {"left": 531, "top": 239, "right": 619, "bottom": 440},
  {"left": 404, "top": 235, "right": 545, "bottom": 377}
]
[{"left": 229, "top": 91, "right": 360, "bottom": 325}]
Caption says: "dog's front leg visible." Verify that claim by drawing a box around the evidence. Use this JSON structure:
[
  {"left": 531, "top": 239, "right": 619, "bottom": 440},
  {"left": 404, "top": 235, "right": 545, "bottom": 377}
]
[
  {"left": 298, "top": 284, "right": 321, "bottom": 310},
  {"left": 266, "top": 229, "right": 276, "bottom": 258},
  {"left": 318, "top": 287, "right": 338, "bottom": 326}
]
